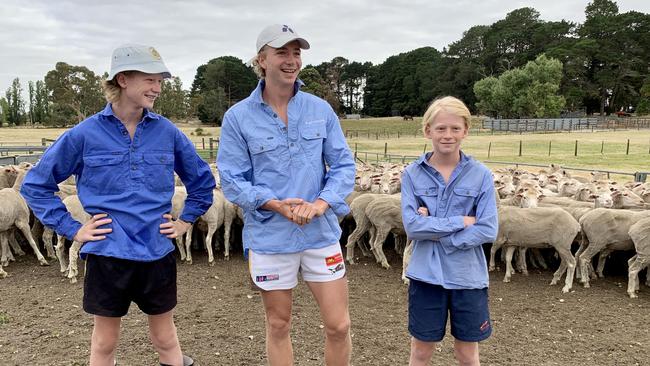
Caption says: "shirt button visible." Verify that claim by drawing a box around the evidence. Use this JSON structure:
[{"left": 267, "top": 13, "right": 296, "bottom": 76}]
[
  {"left": 131, "top": 165, "right": 137, "bottom": 170},
  {"left": 273, "top": 113, "right": 277, "bottom": 118},
  {"left": 122, "top": 131, "right": 128, "bottom": 135},
  {"left": 290, "top": 143, "right": 294, "bottom": 147}
]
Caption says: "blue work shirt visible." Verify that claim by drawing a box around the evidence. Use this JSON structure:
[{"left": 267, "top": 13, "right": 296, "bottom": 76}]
[
  {"left": 217, "top": 80, "right": 355, "bottom": 254},
  {"left": 21, "top": 104, "right": 215, "bottom": 261},
  {"left": 401, "top": 152, "right": 498, "bottom": 289}
]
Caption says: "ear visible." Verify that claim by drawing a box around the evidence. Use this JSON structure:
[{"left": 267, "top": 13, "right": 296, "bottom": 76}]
[{"left": 115, "top": 72, "right": 129, "bottom": 88}]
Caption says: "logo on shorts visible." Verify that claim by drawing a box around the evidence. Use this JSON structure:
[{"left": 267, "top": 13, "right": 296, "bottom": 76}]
[
  {"left": 325, "top": 253, "right": 343, "bottom": 266},
  {"left": 329, "top": 263, "right": 344, "bottom": 274},
  {"left": 479, "top": 320, "right": 490, "bottom": 332},
  {"left": 256, "top": 274, "right": 279, "bottom": 282}
]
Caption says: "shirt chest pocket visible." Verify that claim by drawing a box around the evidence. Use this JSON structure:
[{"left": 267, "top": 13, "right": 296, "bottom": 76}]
[
  {"left": 143, "top": 153, "right": 175, "bottom": 192},
  {"left": 300, "top": 122, "right": 327, "bottom": 157},
  {"left": 452, "top": 187, "right": 479, "bottom": 215},
  {"left": 414, "top": 187, "right": 438, "bottom": 213},
  {"left": 82, "top": 154, "right": 128, "bottom": 195}
]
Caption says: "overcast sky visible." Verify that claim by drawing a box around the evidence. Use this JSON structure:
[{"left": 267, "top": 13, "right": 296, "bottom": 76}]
[{"left": 2, "top": 0, "right": 648, "bottom": 95}]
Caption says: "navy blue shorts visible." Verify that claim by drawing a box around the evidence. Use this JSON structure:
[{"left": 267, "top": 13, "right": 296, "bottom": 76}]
[
  {"left": 408, "top": 279, "right": 491, "bottom": 342},
  {"left": 83, "top": 252, "right": 177, "bottom": 317}
]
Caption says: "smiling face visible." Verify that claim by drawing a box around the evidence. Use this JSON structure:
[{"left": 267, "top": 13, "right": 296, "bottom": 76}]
[
  {"left": 424, "top": 110, "right": 468, "bottom": 157},
  {"left": 116, "top": 71, "right": 163, "bottom": 110},
  {"left": 258, "top": 40, "right": 302, "bottom": 89}
]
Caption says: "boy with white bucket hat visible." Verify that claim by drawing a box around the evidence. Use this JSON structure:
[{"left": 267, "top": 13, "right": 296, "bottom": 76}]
[{"left": 22, "top": 44, "right": 215, "bottom": 366}]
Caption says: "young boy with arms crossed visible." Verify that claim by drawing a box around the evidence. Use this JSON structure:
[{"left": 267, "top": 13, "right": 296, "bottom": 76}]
[
  {"left": 401, "top": 96, "right": 498, "bottom": 366},
  {"left": 21, "top": 44, "right": 215, "bottom": 366}
]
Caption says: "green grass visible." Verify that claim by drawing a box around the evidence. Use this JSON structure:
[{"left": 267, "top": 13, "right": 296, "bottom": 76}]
[{"left": 0, "top": 312, "right": 8, "bottom": 325}]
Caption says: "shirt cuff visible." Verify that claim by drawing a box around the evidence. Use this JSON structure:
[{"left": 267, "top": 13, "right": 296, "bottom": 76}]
[
  {"left": 60, "top": 218, "right": 83, "bottom": 242},
  {"left": 318, "top": 189, "right": 350, "bottom": 217},
  {"left": 252, "top": 191, "right": 277, "bottom": 222}
]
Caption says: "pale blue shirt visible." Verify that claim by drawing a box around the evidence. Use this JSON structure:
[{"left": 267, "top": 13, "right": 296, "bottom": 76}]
[
  {"left": 401, "top": 152, "right": 498, "bottom": 289},
  {"left": 217, "top": 80, "right": 355, "bottom": 254}
]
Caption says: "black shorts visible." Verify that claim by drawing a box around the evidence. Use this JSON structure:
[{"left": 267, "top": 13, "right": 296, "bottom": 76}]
[{"left": 83, "top": 252, "right": 177, "bottom": 317}]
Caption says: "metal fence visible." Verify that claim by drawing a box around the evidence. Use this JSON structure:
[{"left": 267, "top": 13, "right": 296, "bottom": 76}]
[{"left": 483, "top": 117, "right": 650, "bottom": 132}]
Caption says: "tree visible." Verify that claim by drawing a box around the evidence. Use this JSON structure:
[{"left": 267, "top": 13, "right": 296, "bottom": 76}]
[
  {"left": 197, "top": 87, "right": 228, "bottom": 125},
  {"left": 636, "top": 77, "right": 650, "bottom": 115},
  {"left": 155, "top": 77, "right": 189, "bottom": 120},
  {"left": 474, "top": 54, "right": 566, "bottom": 118},
  {"left": 191, "top": 56, "right": 256, "bottom": 124},
  {"left": 0, "top": 97, "right": 8, "bottom": 127},
  {"left": 5, "top": 78, "right": 25, "bottom": 126},
  {"left": 363, "top": 47, "right": 444, "bottom": 116},
  {"left": 44, "top": 62, "right": 104, "bottom": 126},
  {"left": 299, "top": 67, "right": 340, "bottom": 112},
  {"left": 27, "top": 80, "right": 50, "bottom": 125}
]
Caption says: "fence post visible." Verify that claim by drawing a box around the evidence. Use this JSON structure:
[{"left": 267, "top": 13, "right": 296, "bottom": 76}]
[
  {"left": 209, "top": 138, "right": 214, "bottom": 160},
  {"left": 488, "top": 142, "right": 492, "bottom": 158},
  {"left": 202, "top": 137, "right": 205, "bottom": 150},
  {"left": 634, "top": 172, "right": 648, "bottom": 182},
  {"left": 423, "top": 144, "right": 427, "bottom": 153},
  {"left": 518, "top": 140, "right": 522, "bottom": 156},
  {"left": 601, "top": 140, "right": 604, "bottom": 154},
  {"left": 574, "top": 140, "right": 578, "bottom": 156},
  {"left": 384, "top": 142, "right": 388, "bottom": 158},
  {"left": 626, "top": 139, "right": 630, "bottom": 155},
  {"left": 548, "top": 141, "right": 552, "bottom": 156}
]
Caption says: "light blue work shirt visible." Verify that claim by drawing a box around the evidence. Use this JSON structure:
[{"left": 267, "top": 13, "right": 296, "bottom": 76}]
[
  {"left": 217, "top": 80, "right": 355, "bottom": 254},
  {"left": 21, "top": 104, "right": 215, "bottom": 261},
  {"left": 401, "top": 152, "right": 498, "bottom": 289}
]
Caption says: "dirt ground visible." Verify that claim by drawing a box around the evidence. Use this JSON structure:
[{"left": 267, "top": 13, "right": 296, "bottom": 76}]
[{"left": 1, "top": 245, "right": 649, "bottom": 366}]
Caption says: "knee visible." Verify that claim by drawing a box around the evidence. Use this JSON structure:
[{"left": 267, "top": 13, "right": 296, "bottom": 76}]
[
  {"left": 266, "top": 314, "right": 291, "bottom": 338},
  {"left": 324, "top": 317, "right": 351, "bottom": 341},
  {"left": 411, "top": 343, "right": 435, "bottom": 362},
  {"left": 454, "top": 346, "right": 479, "bottom": 366},
  {"left": 149, "top": 326, "right": 179, "bottom": 352},
  {"left": 91, "top": 332, "right": 119, "bottom": 356}
]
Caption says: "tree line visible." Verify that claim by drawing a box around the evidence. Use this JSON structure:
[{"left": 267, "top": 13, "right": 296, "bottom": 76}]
[{"left": 1, "top": 0, "right": 648, "bottom": 127}]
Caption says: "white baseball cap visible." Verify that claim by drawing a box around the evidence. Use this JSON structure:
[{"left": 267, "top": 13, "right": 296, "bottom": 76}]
[
  {"left": 107, "top": 44, "right": 171, "bottom": 80},
  {"left": 255, "top": 24, "right": 310, "bottom": 53}
]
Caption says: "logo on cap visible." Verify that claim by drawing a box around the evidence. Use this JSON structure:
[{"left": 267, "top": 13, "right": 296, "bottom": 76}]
[
  {"left": 282, "top": 25, "right": 294, "bottom": 33},
  {"left": 149, "top": 47, "right": 161, "bottom": 60}
]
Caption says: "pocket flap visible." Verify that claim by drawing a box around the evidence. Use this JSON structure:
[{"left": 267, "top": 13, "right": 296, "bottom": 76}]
[
  {"left": 453, "top": 187, "right": 479, "bottom": 197},
  {"left": 249, "top": 139, "right": 279, "bottom": 155},
  {"left": 415, "top": 187, "right": 438, "bottom": 196},
  {"left": 301, "top": 124, "right": 327, "bottom": 140},
  {"left": 143, "top": 153, "right": 174, "bottom": 165},
  {"left": 83, "top": 154, "right": 126, "bottom": 167}
]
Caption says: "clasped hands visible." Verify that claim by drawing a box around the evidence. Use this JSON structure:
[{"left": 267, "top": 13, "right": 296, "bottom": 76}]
[{"left": 263, "top": 198, "right": 329, "bottom": 226}]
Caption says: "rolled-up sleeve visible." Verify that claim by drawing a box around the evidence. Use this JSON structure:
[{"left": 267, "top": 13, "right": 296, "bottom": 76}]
[
  {"left": 438, "top": 170, "right": 499, "bottom": 254},
  {"left": 174, "top": 130, "right": 215, "bottom": 223},
  {"left": 20, "top": 132, "right": 83, "bottom": 240},
  {"left": 318, "top": 110, "right": 355, "bottom": 217},
  {"left": 401, "top": 170, "right": 465, "bottom": 241},
  {"left": 217, "top": 111, "right": 278, "bottom": 222}
]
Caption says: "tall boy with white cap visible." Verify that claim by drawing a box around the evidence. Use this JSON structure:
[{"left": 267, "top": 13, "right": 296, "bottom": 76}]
[
  {"left": 218, "top": 24, "right": 356, "bottom": 365},
  {"left": 21, "top": 44, "right": 215, "bottom": 366}
]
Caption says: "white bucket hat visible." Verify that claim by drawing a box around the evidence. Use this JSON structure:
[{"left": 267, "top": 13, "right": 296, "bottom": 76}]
[
  {"left": 107, "top": 44, "right": 171, "bottom": 80},
  {"left": 255, "top": 24, "right": 310, "bottom": 53}
]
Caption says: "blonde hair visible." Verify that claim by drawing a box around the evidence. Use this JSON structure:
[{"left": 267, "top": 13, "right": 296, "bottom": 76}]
[
  {"left": 422, "top": 96, "right": 471, "bottom": 134},
  {"left": 101, "top": 71, "right": 134, "bottom": 103},
  {"left": 251, "top": 46, "right": 269, "bottom": 79}
]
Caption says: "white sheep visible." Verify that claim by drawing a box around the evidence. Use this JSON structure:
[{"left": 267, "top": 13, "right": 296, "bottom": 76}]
[{"left": 626, "top": 217, "right": 650, "bottom": 298}]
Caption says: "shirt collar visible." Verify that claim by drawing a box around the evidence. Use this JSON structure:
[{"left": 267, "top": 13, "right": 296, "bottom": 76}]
[
  {"left": 250, "top": 79, "right": 305, "bottom": 105},
  {"left": 100, "top": 103, "right": 160, "bottom": 122},
  {"left": 417, "top": 151, "right": 470, "bottom": 168}
]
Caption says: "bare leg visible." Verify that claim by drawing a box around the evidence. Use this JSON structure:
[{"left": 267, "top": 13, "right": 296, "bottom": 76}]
[
  {"left": 306, "top": 278, "right": 352, "bottom": 366},
  {"left": 453, "top": 339, "right": 480, "bottom": 366},
  {"left": 148, "top": 310, "right": 183, "bottom": 366},
  {"left": 90, "top": 315, "right": 121, "bottom": 366},
  {"left": 261, "top": 289, "right": 294, "bottom": 366},
  {"left": 409, "top": 337, "right": 437, "bottom": 366}
]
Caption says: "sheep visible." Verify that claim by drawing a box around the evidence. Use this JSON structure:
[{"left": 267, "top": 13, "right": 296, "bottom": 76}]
[
  {"left": 185, "top": 189, "right": 225, "bottom": 266},
  {"left": 577, "top": 208, "right": 650, "bottom": 288},
  {"left": 492, "top": 206, "right": 580, "bottom": 293},
  {"left": 221, "top": 197, "right": 242, "bottom": 260},
  {"left": 55, "top": 195, "right": 91, "bottom": 284},
  {"left": 345, "top": 193, "right": 383, "bottom": 263},
  {"left": 364, "top": 196, "right": 405, "bottom": 269},
  {"left": 0, "top": 168, "right": 48, "bottom": 268},
  {"left": 170, "top": 187, "right": 191, "bottom": 261},
  {"left": 626, "top": 217, "right": 650, "bottom": 298},
  {"left": 0, "top": 165, "right": 19, "bottom": 189}
]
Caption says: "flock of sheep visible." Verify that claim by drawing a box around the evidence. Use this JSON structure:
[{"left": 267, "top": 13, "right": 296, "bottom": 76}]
[{"left": 1, "top": 160, "right": 649, "bottom": 299}]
